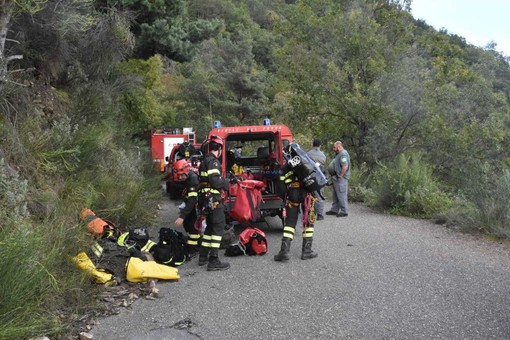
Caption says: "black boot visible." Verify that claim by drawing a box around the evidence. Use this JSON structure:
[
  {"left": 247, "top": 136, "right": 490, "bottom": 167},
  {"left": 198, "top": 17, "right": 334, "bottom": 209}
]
[
  {"left": 207, "top": 256, "right": 230, "bottom": 271},
  {"left": 207, "top": 249, "right": 230, "bottom": 271},
  {"left": 187, "top": 244, "right": 199, "bottom": 259},
  {"left": 198, "top": 247, "right": 209, "bottom": 266},
  {"left": 274, "top": 238, "right": 292, "bottom": 262},
  {"left": 301, "top": 238, "right": 318, "bottom": 260}
]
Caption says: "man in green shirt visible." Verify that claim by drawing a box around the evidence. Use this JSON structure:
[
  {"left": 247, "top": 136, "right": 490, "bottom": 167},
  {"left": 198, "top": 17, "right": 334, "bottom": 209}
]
[{"left": 326, "top": 141, "right": 351, "bottom": 217}]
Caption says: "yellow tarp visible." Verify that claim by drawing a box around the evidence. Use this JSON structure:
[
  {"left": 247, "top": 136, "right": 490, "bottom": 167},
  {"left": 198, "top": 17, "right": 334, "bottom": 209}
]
[{"left": 126, "top": 257, "right": 180, "bottom": 283}]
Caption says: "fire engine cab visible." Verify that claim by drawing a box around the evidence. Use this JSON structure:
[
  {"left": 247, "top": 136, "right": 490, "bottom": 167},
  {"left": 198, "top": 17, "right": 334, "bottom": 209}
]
[
  {"left": 150, "top": 127, "right": 196, "bottom": 172},
  {"left": 206, "top": 120, "right": 293, "bottom": 225},
  {"left": 164, "top": 142, "right": 202, "bottom": 199}
]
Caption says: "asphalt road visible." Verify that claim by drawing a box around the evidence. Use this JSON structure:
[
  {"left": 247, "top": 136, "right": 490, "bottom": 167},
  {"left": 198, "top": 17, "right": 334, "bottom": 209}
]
[{"left": 91, "top": 189, "right": 510, "bottom": 340}]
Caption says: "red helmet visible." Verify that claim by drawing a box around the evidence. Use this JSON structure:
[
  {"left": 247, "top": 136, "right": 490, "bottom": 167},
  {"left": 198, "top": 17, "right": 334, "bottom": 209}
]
[
  {"left": 209, "top": 134, "right": 224, "bottom": 147},
  {"left": 173, "top": 159, "right": 191, "bottom": 175}
]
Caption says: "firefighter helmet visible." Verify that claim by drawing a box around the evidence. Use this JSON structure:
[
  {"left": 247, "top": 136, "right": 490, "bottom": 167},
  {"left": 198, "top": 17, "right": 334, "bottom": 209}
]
[
  {"left": 173, "top": 159, "right": 191, "bottom": 175},
  {"left": 209, "top": 134, "right": 224, "bottom": 147}
]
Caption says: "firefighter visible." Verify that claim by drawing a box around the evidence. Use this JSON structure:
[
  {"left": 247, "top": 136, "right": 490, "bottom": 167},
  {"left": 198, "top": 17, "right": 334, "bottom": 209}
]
[
  {"left": 173, "top": 159, "right": 201, "bottom": 259},
  {"left": 197, "top": 135, "right": 230, "bottom": 271},
  {"left": 274, "top": 145, "right": 319, "bottom": 262}
]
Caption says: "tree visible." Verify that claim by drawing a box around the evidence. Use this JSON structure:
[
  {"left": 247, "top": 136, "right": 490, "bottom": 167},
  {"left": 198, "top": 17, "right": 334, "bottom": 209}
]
[
  {"left": 106, "top": 0, "right": 223, "bottom": 62},
  {"left": 174, "top": 32, "right": 270, "bottom": 132},
  {"left": 0, "top": 0, "right": 46, "bottom": 84},
  {"left": 273, "top": 0, "right": 413, "bottom": 167}
]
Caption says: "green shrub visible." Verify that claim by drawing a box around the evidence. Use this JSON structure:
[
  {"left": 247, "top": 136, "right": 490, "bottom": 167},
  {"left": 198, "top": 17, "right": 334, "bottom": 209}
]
[
  {"left": 370, "top": 153, "right": 452, "bottom": 218},
  {"left": 348, "top": 162, "right": 375, "bottom": 203},
  {"left": 445, "top": 168, "right": 510, "bottom": 239},
  {"left": 0, "top": 220, "right": 64, "bottom": 338},
  {"left": 61, "top": 125, "right": 160, "bottom": 226},
  {"left": 1, "top": 98, "right": 162, "bottom": 338}
]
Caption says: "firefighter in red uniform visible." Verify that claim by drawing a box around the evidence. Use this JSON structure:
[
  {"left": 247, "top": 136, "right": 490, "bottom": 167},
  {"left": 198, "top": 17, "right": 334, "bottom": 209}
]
[
  {"left": 197, "top": 135, "right": 230, "bottom": 271},
  {"left": 173, "top": 159, "right": 201, "bottom": 259},
  {"left": 274, "top": 145, "right": 319, "bottom": 262}
]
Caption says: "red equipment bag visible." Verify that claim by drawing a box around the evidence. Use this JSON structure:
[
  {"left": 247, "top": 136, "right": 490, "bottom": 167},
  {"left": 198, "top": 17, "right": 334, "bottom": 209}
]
[
  {"left": 229, "top": 180, "right": 266, "bottom": 225},
  {"left": 239, "top": 227, "right": 267, "bottom": 255},
  {"left": 225, "top": 226, "right": 268, "bottom": 256}
]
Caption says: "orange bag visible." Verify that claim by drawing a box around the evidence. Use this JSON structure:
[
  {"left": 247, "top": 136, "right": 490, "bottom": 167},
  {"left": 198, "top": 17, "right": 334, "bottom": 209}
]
[{"left": 81, "top": 209, "right": 110, "bottom": 238}]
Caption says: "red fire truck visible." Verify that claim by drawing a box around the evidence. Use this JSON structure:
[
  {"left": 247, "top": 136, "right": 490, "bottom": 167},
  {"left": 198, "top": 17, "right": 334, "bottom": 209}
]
[
  {"left": 164, "top": 142, "right": 203, "bottom": 199},
  {"left": 150, "top": 127, "right": 196, "bottom": 172},
  {"left": 205, "top": 120, "right": 293, "bottom": 225}
]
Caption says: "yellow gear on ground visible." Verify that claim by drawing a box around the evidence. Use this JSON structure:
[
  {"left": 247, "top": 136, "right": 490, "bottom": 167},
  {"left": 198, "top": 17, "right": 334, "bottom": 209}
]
[
  {"left": 71, "top": 251, "right": 115, "bottom": 286},
  {"left": 126, "top": 257, "right": 180, "bottom": 283}
]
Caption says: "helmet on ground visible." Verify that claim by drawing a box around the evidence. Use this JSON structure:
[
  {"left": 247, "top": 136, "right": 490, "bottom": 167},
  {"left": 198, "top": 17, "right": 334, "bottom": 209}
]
[{"left": 173, "top": 159, "right": 191, "bottom": 175}]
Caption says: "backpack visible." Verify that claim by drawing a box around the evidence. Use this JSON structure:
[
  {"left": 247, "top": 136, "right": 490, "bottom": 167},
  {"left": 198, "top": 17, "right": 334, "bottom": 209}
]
[
  {"left": 225, "top": 227, "right": 268, "bottom": 256},
  {"left": 152, "top": 228, "right": 188, "bottom": 267},
  {"left": 284, "top": 143, "right": 327, "bottom": 194},
  {"left": 81, "top": 208, "right": 122, "bottom": 239},
  {"left": 228, "top": 180, "right": 266, "bottom": 225}
]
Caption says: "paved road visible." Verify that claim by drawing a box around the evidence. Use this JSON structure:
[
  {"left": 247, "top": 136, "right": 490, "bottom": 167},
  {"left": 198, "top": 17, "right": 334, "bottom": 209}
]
[{"left": 92, "top": 190, "right": 510, "bottom": 340}]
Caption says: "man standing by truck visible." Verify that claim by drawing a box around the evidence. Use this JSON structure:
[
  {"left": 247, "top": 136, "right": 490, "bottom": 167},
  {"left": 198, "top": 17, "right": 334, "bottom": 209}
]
[
  {"left": 307, "top": 139, "right": 327, "bottom": 220},
  {"left": 326, "top": 141, "right": 351, "bottom": 217},
  {"left": 197, "top": 135, "right": 230, "bottom": 271}
]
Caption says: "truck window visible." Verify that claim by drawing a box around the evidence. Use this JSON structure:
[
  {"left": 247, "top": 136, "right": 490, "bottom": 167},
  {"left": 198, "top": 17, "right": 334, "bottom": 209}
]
[{"left": 225, "top": 139, "right": 276, "bottom": 172}]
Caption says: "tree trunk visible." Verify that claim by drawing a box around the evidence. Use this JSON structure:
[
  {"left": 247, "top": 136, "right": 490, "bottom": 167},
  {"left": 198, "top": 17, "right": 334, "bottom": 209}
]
[{"left": 0, "top": 0, "right": 14, "bottom": 80}]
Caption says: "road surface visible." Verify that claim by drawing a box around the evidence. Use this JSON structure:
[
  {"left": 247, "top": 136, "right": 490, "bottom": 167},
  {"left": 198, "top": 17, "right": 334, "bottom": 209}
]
[{"left": 91, "top": 190, "right": 510, "bottom": 339}]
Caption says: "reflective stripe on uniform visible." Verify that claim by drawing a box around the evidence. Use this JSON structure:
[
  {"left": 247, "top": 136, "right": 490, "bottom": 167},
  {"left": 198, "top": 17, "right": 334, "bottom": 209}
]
[
  {"left": 303, "top": 227, "right": 314, "bottom": 238},
  {"left": 209, "top": 234, "right": 222, "bottom": 248},
  {"left": 117, "top": 232, "right": 129, "bottom": 246},
  {"left": 199, "top": 187, "right": 221, "bottom": 195},
  {"left": 282, "top": 171, "right": 295, "bottom": 183},
  {"left": 207, "top": 169, "right": 221, "bottom": 175},
  {"left": 141, "top": 240, "right": 156, "bottom": 252},
  {"left": 201, "top": 234, "right": 212, "bottom": 248},
  {"left": 91, "top": 242, "right": 103, "bottom": 258},
  {"left": 283, "top": 226, "right": 295, "bottom": 239},
  {"left": 187, "top": 192, "right": 198, "bottom": 198},
  {"left": 187, "top": 233, "right": 200, "bottom": 246}
]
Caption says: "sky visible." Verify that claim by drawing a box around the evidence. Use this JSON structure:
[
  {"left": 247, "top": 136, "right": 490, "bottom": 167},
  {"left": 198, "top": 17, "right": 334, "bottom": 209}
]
[{"left": 411, "top": 0, "right": 510, "bottom": 57}]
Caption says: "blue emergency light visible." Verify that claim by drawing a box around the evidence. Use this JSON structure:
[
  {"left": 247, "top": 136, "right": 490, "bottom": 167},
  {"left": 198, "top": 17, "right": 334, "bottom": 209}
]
[
  {"left": 213, "top": 120, "right": 222, "bottom": 128},
  {"left": 263, "top": 118, "right": 271, "bottom": 125}
]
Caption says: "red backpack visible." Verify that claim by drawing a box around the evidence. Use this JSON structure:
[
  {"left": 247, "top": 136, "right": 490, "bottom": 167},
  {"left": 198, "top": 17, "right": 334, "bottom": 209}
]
[
  {"left": 228, "top": 180, "right": 266, "bottom": 225},
  {"left": 225, "top": 227, "right": 268, "bottom": 256}
]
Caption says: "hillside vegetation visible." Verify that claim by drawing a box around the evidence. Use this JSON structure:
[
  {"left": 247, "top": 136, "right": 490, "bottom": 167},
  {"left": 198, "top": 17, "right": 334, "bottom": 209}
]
[{"left": 1, "top": 0, "right": 509, "bottom": 338}]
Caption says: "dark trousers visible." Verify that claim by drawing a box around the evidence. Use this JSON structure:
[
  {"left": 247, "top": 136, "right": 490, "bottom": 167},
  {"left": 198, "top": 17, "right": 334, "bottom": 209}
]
[{"left": 202, "top": 203, "right": 226, "bottom": 256}]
